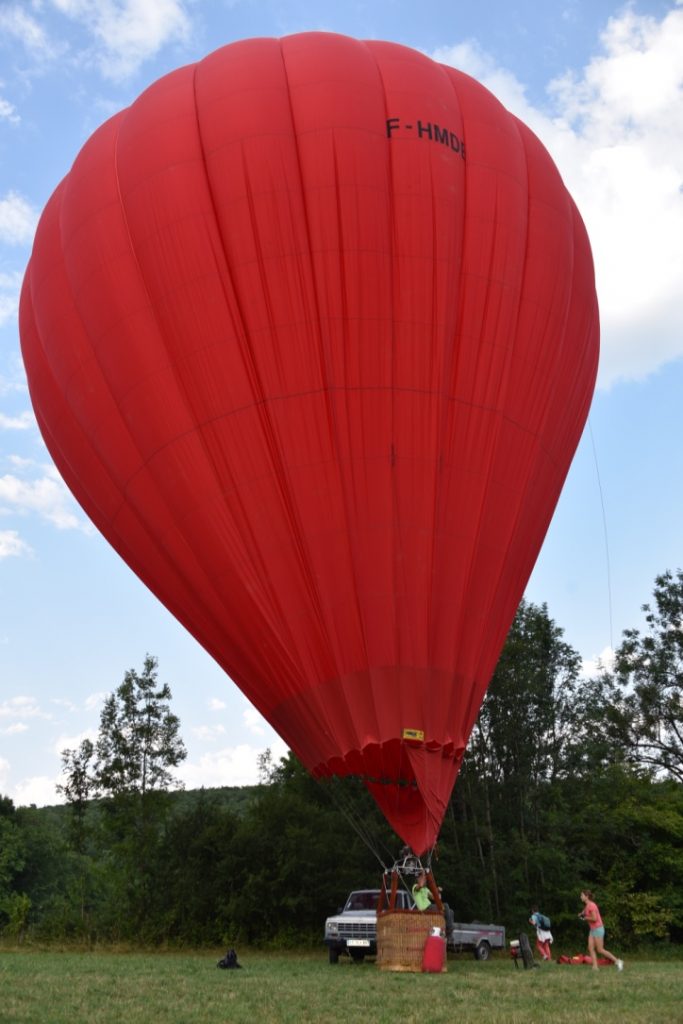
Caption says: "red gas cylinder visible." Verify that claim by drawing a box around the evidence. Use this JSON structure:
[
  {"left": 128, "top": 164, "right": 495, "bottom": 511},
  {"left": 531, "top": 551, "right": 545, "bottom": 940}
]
[{"left": 422, "top": 928, "right": 445, "bottom": 973}]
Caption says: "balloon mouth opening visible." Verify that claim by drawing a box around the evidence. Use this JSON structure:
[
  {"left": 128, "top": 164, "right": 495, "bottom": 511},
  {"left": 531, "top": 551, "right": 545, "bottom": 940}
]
[
  {"left": 313, "top": 737, "right": 459, "bottom": 781},
  {"left": 311, "top": 739, "right": 465, "bottom": 855}
]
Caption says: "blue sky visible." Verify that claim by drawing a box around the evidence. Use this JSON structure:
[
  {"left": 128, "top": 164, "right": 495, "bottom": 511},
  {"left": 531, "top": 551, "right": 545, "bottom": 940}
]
[{"left": 1, "top": 0, "right": 682, "bottom": 807}]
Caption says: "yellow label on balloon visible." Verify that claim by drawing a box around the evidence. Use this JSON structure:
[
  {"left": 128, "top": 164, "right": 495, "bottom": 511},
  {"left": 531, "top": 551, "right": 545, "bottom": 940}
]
[{"left": 402, "top": 728, "right": 425, "bottom": 742}]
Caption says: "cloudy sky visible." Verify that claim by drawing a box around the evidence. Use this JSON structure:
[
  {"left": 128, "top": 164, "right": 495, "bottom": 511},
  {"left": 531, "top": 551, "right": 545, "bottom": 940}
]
[{"left": 1, "top": 0, "right": 682, "bottom": 808}]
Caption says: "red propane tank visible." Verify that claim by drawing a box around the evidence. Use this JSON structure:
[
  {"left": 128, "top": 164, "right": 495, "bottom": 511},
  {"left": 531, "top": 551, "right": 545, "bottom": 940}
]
[{"left": 422, "top": 928, "right": 445, "bottom": 973}]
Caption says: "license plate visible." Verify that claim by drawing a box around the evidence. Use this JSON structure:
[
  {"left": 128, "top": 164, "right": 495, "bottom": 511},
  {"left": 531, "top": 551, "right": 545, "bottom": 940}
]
[{"left": 347, "top": 939, "right": 370, "bottom": 947}]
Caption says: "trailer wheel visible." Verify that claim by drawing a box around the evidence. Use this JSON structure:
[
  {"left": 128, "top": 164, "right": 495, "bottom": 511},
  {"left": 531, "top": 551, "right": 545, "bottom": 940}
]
[{"left": 474, "top": 940, "right": 491, "bottom": 961}]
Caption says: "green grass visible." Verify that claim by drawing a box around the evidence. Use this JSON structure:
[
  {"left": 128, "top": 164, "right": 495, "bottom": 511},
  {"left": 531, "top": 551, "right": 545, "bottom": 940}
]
[{"left": 1, "top": 950, "right": 682, "bottom": 1024}]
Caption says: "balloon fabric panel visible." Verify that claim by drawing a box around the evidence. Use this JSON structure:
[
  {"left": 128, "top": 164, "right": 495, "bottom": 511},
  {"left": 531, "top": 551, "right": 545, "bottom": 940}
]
[{"left": 20, "top": 33, "right": 599, "bottom": 855}]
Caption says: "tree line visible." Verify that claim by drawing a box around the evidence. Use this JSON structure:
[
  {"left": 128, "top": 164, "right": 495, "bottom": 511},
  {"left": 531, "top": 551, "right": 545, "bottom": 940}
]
[{"left": 1, "top": 571, "right": 682, "bottom": 951}]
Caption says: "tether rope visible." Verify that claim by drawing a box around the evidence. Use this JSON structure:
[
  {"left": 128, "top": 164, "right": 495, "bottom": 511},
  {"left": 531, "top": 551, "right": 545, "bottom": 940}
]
[
  {"left": 588, "top": 418, "right": 614, "bottom": 654},
  {"left": 314, "top": 775, "right": 393, "bottom": 872}
]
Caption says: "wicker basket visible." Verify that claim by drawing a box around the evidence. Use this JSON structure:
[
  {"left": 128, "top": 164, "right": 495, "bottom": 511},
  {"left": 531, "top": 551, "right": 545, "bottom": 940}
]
[{"left": 376, "top": 910, "right": 447, "bottom": 972}]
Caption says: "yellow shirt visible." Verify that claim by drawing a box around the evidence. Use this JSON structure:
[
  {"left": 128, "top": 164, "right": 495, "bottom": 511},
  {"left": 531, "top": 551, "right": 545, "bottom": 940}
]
[{"left": 412, "top": 884, "right": 433, "bottom": 911}]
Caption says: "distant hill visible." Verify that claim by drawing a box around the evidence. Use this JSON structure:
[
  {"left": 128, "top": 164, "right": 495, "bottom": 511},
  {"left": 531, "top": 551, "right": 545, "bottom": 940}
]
[{"left": 17, "top": 783, "right": 261, "bottom": 821}]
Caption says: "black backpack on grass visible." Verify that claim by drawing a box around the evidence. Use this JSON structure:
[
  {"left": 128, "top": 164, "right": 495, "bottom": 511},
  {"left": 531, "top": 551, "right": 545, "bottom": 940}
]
[{"left": 217, "top": 948, "right": 242, "bottom": 969}]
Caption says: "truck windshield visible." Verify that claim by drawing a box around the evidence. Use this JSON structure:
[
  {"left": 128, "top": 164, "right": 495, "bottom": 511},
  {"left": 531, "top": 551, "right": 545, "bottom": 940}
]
[{"left": 345, "top": 892, "right": 378, "bottom": 911}]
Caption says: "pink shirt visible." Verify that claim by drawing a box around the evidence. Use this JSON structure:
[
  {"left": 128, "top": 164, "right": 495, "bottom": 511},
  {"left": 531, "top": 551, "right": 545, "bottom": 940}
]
[{"left": 584, "top": 900, "right": 603, "bottom": 928}]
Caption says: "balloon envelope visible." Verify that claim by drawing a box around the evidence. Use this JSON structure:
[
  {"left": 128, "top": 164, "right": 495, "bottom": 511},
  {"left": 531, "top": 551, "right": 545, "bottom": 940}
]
[{"left": 20, "top": 33, "right": 599, "bottom": 854}]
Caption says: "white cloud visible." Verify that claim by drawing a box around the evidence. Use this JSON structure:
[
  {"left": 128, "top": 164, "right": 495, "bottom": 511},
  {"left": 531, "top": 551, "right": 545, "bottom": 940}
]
[
  {"left": 0, "top": 411, "right": 34, "bottom": 430},
  {"left": 0, "top": 5, "right": 62, "bottom": 62},
  {"left": 581, "top": 646, "right": 616, "bottom": 677},
  {"left": 1, "top": 722, "right": 28, "bottom": 736},
  {"left": 0, "top": 464, "right": 89, "bottom": 530},
  {"left": 50, "top": 0, "right": 192, "bottom": 81},
  {"left": 0, "top": 759, "right": 61, "bottom": 807},
  {"left": 53, "top": 728, "right": 97, "bottom": 756},
  {"left": 434, "top": 6, "right": 683, "bottom": 389},
  {"left": 192, "top": 724, "right": 226, "bottom": 741},
  {"left": 196, "top": 699, "right": 271, "bottom": 742},
  {"left": 0, "top": 367, "right": 27, "bottom": 398},
  {"left": 0, "top": 529, "right": 32, "bottom": 558},
  {"left": 0, "top": 270, "right": 23, "bottom": 329},
  {"left": 12, "top": 775, "right": 63, "bottom": 807},
  {"left": 208, "top": 697, "right": 227, "bottom": 711},
  {"left": 0, "top": 96, "right": 20, "bottom": 124},
  {"left": 0, "top": 696, "right": 49, "bottom": 721},
  {"left": 243, "top": 706, "right": 267, "bottom": 736},
  {"left": 0, "top": 191, "right": 39, "bottom": 245},
  {"left": 432, "top": 39, "right": 530, "bottom": 113},
  {"left": 50, "top": 697, "right": 79, "bottom": 712},
  {"left": 84, "top": 691, "right": 106, "bottom": 711},
  {"left": 180, "top": 738, "right": 289, "bottom": 789}
]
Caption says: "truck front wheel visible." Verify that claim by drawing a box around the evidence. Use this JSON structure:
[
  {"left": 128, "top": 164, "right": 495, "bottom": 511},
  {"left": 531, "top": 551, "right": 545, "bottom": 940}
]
[
  {"left": 474, "top": 940, "right": 491, "bottom": 961},
  {"left": 328, "top": 948, "right": 340, "bottom": 964}
]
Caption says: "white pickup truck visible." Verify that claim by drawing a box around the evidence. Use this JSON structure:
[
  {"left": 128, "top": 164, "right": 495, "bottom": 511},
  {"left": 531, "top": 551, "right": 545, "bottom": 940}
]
[{"left": 324, "top": 889, "right": 505, "bottom": 963}]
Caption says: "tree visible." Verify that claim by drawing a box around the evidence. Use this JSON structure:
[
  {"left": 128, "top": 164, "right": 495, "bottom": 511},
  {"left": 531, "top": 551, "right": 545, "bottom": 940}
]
[
  {"left": 453, "top": 600, "right": 582, "bottom": 917},
  {"left": 0, "top": 811, "right": 24, "bottom": 896},
  {"left": 562, "top": 668, "right": 632, "bottom": 776},
  {"left": 150, "top": 792, "right": 242, "bottom": 945},
  {"left": 0, "top": 797, "right": 28, "bottom": 938},
  {"left": 94, "top": 654, "right": 187, "bottom": 797},
  {"left": 616, "top": 570, "right": 683, "bottom": 781},
  {"left": 60, "top": 655, "right": 187, "bottom": 938},
  {"left": 57, "top": 739, "right": 94, "bottom": 856},
  {"left": 61, "top": 655, "right": 186, "bottom": 802},
  {"left": 475, "top": 601, "right": 581, "bottom": 776},
  {"left": 218, "top": 753, "right": 383, "bottom": 945}
]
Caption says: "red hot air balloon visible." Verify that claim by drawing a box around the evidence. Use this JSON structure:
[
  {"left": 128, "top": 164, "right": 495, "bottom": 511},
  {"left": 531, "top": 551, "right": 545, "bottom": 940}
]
[{"left": 20, "top": 33, "right": 599, "bottom": 855}]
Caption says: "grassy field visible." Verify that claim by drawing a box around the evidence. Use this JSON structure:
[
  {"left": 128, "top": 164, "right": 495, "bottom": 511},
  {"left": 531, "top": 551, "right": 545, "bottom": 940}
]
[{"left": 1, "top": 949, "right": 683, "bottom": 1024}]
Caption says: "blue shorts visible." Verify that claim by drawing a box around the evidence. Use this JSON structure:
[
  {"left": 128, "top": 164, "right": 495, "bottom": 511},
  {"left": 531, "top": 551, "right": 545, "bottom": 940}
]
[{"left": 590, "top": 926, "right": 605, "bottom": 939}]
